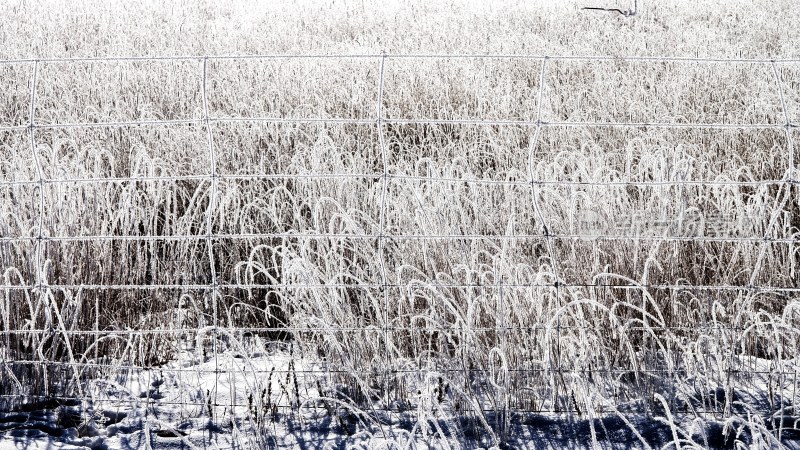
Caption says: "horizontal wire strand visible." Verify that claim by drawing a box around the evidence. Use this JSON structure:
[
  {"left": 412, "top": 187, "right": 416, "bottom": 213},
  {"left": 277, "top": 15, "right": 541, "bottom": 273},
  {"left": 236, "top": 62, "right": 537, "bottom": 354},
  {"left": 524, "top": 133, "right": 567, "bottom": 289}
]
[
  {"left": 1, "top": 117, "right": 794, "bottom": 132},
  {"left": 2, "top": 54, "right": 800, "bottom": 64},
  {"left": 1, "top": 283, "right": 798, "bottom": 293},
  {"left": 0, "top": 393, "right": 781, "bottom": 417},
  {"left": 3, "top": 360, "right": 793, "bottom": 376},
  {"left": 0, "top": 174, "right": 789, "bottom": 188},
  {"left": 0, "top": 323, "right": 789, "bottom": 335},
  {"left": 0, "top": 233, "right": 795, "bottom": 243}
]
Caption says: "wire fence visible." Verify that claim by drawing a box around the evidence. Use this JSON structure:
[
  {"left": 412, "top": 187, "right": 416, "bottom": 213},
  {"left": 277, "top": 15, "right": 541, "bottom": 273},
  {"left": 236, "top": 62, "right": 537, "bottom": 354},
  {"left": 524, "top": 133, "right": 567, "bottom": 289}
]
[{"left": 1, "top": 53, "right": 799, "bottom": 421}]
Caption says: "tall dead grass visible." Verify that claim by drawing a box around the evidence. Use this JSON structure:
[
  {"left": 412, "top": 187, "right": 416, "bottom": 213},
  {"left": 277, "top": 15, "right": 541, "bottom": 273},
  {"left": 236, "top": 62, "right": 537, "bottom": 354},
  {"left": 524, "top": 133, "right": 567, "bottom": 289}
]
[{"left": 1, "top": 0, "right": 800, "bottom": 446}]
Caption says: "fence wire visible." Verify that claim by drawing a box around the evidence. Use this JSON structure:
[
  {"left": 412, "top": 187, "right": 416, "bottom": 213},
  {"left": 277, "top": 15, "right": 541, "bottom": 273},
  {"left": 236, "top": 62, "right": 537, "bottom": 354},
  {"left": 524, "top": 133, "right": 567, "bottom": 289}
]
[{"left": 1, "top": 53, "right": 799, "bottom": 419}]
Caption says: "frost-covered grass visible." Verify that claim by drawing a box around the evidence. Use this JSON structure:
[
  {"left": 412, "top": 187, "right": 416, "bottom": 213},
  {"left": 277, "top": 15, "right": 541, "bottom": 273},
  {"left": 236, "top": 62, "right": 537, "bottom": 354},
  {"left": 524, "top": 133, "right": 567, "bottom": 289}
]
[{"left": 1, "top": 0, "right": 800, "bottom": 448}]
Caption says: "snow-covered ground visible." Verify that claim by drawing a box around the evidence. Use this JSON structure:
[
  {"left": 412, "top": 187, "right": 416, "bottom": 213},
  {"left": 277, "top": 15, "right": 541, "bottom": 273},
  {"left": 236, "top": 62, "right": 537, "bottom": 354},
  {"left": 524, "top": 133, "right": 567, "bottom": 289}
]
[{"left": 3, "top": 336, "right": 800, "bottom": 449}]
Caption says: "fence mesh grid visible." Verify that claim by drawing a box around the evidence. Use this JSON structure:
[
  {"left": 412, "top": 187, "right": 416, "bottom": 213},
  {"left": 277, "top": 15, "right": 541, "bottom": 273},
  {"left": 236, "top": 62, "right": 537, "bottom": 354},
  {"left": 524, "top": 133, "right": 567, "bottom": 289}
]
[{"left": 0, "top": 54, "right": 799, "bottom": 423}]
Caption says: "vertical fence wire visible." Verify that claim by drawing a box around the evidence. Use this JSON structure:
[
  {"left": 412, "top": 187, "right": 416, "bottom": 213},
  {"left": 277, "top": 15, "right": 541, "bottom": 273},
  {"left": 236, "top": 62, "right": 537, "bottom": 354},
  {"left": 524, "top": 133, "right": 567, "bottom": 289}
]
[
  {"left": 26, "top": 60, "right": 85, "bottom": 403},
  {"left": 749, "top": 61, "right": 797, "bottom": 286},
  {"left": 770, "top": 62, "right": 796, "bottom": 179},
  {"left": 26, "top": 59, "right": 48, "bottom": 395},
  {"left": 526, "top": 56, "right": 566, "bottom": 404},
  {"left": 769, "top": 61, "right": 797, "bottom": 421},
  {"left": 201, "top": 56, "right": 221, "bottom": 420},
  {"left": 376, "top": 52, "right": 392, "bottom": 410}
]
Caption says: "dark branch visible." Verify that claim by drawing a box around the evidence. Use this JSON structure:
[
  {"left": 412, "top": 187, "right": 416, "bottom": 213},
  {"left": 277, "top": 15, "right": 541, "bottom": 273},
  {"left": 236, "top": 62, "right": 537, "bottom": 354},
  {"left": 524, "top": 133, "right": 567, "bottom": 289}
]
[{"left": 581, "top": 5, "right": 636, "bottom": 16}]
